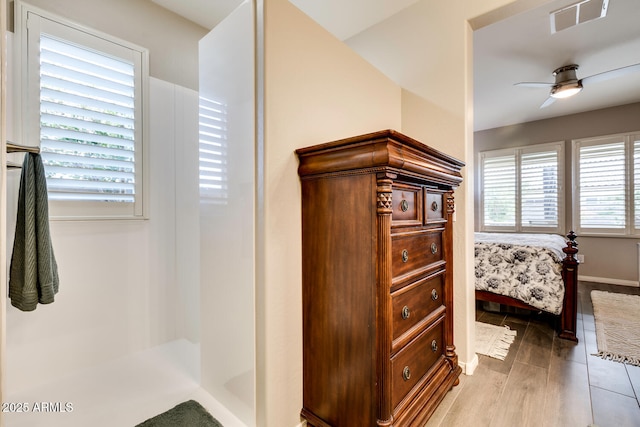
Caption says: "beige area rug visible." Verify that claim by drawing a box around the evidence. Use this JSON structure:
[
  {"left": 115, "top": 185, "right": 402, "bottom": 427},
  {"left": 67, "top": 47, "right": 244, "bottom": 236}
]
[
  {"left": 475, "top": 321, "right": 517, "bottom": 360},
  {"left": 591, "top": 290, "right": 640, "bottom": 366}
]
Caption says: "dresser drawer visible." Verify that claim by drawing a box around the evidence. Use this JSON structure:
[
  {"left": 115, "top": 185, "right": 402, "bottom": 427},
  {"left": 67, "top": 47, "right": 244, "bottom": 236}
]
[
  {"left": 391, "top": 273, "right": 444, "bottom": 342},
  {"left": 391, "top": 230, "right": 444, "bottom": 280},
  {"left": 392, "top": 183, "right": 422, "bottom": 226},
  {"left": 425, "top": 191, "right": 445, "bottom": 223},
  {"left": 390, "top": 319, "right": 444, "bottom": 409}
]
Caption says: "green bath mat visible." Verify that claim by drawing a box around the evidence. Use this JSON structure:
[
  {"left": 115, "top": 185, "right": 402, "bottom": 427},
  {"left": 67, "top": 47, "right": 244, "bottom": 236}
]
[{"left": 135, "top": 400, "right": 223, "bottom": 427}]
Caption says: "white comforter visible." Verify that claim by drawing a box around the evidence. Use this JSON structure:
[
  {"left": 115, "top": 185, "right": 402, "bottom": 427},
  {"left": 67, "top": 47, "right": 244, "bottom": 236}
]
[{"left": 474, "top": 232, "right": 567, "bottom": 315}]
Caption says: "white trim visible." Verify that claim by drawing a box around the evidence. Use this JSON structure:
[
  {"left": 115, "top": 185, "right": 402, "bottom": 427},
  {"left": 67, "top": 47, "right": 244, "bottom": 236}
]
[
  {"left": 479, "top": 141, "right": 565, "bottom": 233},
  {"left": 572, "top": 131, "right": 640, "bottom": 237},
  {"left": 459, "top": 353, "right": 479, "bottom": 375},
  {"left": 578, "top": 275, "right": 639, "bottom": 287}
]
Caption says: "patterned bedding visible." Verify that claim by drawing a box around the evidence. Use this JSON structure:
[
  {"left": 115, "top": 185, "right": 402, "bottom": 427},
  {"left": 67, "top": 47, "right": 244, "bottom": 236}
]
[{"left": 474, "top": 232, "right": 567, "bottom": 315}]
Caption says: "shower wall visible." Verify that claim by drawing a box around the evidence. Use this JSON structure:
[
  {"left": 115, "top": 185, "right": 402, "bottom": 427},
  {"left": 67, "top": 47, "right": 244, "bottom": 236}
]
[
  {"left": 5, "top": 75, "right": 201, "bottom": 394},
  {"left": 198, "top": 3, "right": 256, "bottom": 426}
]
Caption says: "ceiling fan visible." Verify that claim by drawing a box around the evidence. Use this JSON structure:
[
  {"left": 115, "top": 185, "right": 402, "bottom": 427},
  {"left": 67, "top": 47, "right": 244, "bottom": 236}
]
[{"left": 515, "top": 62, "right": 640, "bottom": 108}]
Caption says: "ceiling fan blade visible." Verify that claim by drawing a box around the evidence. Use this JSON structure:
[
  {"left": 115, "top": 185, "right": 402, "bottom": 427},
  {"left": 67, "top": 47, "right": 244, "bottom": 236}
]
[
  {"left": 581, "top": 63, "right": 640, "bottom": 86},
  {"left": 515, "top": 82, "right": 554, "bottom": 88},
  {"left": 540, "top": 97, "right": 556, "bottom": 109}
]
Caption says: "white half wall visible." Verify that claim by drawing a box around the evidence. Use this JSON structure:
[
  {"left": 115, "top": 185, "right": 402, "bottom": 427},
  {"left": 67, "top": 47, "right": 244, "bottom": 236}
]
[{"left": 198, "top": 3, "right": 256, "bottom": 426}]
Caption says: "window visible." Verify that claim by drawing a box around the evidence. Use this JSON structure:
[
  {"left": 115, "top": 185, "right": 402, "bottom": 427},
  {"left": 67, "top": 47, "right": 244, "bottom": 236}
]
[
  {"left": 479, "top": 142, "right": 564, "bottom": 233},
  {"left": 573, "top": 132, "right": 640, "bottom": 236},
  {"left": 481, "top": 153, "right": 516, "bottom": 227},
  {"left": 16, "top": 2, "right": 149, "bottom": 218}
]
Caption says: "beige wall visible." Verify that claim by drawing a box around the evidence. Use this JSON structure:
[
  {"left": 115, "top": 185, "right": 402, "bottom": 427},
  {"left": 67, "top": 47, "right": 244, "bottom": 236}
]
[
  {"left": 9, "top": 0, "right": 207, "bottom": 90},
  {"left": 261, "top": 0, "right": 403, "bottom": 425},
  {"left": 474, "top": 102, "right": 640, "bottom": 284}
]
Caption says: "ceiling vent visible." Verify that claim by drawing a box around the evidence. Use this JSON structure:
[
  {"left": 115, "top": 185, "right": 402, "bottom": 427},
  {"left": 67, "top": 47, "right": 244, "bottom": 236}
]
[{"left": 550, "top": 0, "right": 609, "bottom": 33}]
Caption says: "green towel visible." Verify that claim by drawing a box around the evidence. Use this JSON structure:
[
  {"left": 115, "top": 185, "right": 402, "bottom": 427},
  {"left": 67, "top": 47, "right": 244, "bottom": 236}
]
[{"left": 9, "top": 152, "right": 59, "bottom": 311}]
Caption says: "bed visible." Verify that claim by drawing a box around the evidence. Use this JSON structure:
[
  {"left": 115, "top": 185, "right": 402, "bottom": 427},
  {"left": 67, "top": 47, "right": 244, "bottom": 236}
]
[{"left": 474, "top": 231, "right": 579, "bottom": 342}]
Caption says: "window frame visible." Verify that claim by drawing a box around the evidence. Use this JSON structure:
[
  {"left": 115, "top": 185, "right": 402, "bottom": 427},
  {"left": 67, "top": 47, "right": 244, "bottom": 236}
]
[
  {"left": 14, "top": 1, "right": 149, "bottom": 220},
  {"left": 572, "top": 132, "right": 640, "bottom": 237},
  {"left": 478, "top": 141, "right": 565, "bottom": 234}
]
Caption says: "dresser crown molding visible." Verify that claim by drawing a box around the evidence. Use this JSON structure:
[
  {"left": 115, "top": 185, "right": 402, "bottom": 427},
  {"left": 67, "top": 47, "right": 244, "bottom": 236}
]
[{"left": 296, "top": 129, "right": 464, "bottom": 188}]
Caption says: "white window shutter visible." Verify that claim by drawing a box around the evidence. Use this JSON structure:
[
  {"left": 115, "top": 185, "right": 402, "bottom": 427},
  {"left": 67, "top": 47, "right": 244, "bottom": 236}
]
[
  {"left": 577, "top": 140, "right": 626, "bottom": 229},
  {"left": 634, "top": 137, "right": 640, "bottom": 230},
  {"left": 480, "top": 142, "right": 563, "bottom": 233},
  {"left": 482, "top": 153, "right": 516, "bottom": 227},
  {"left": 521, "top": 150, "right": 559, "bottom": 228},
  {"left": 39, "top": 35, "right": 137, "bottom": 203}
]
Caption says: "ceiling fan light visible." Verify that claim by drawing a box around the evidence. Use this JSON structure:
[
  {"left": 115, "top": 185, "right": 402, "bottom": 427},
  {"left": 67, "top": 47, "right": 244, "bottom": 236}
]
[{"left": 550, "top": 82, "right": 583, "bottom": 99}]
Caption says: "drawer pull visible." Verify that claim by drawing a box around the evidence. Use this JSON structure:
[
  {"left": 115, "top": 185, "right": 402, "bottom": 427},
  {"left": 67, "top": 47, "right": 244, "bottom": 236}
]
[
  {"left": 401, "top": 249, "right": 409, "bottom": 263},
  {"left": 400, "top": 199, "right": 409, "bottom": 212},
  {"left": 401, "top": 305, "right": 410, "bottom": 320},
  {"left": 402, "top": 366, "right": 411, "bottom": 381},
  {"left": 430, "top": 243, "right": 438, "bottom": 254},
  {"left": 431, "top": 201, "right": 439, "bottom": 211},
  {"left": 431, "top": 289, "right": 439, "bottom": 301},
  {"left": 431, "top": 339, "right": 438, "bottom": 352}
]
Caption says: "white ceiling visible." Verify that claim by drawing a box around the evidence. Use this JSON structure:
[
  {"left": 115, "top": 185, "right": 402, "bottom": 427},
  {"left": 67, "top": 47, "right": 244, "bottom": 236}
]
[
  {"left": 150, "top": 0, "right": 242, "bottom": 30},
  {"left": 288, "top": 0, "right": 421, "bottom": 40},
  {"left": 152, "top": 0, "right": 640, "bottom": 132},
  {"left": 472, "top": 0, "right": 640, "bottom": 131}
]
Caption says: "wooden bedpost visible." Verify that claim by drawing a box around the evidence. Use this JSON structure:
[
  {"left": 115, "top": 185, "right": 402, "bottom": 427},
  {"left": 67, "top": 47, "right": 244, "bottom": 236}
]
[{"left": 559, "top": 231, "right": 579, "bottom": 342}]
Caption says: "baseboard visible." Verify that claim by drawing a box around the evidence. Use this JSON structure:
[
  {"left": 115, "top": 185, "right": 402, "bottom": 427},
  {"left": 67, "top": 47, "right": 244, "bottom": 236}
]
[
  {"left": 459, "top": 353, "right": 479, "bottom": 375},
  {"left": 579, "top": 275, "right": 639, "bottom": 287}
]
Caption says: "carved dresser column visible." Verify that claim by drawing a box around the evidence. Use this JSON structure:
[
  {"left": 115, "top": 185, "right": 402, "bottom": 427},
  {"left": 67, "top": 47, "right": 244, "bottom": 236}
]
[{"left": 376, "top": 174, "right": 395, "bottom": 427}]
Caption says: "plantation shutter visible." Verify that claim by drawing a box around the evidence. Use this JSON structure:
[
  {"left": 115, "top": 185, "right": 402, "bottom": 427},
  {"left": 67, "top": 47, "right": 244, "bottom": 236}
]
[
  {"left": 480, "top": 142, "right": 563, "bottom": 233},
  {"left": 577, "top": 139, "right": 626, "bottom": 229},
  {"left": 521, "top": 149, "right": 558, "bottom": 228},
  {"left": 39, "top": 35, "right": 136, "bottom": 203},
  {"left": 482, "top": 153, "right": 516, "bottom": 227},
  {"left": 633, "top": 137, "right": 640, "bottom": 230}
]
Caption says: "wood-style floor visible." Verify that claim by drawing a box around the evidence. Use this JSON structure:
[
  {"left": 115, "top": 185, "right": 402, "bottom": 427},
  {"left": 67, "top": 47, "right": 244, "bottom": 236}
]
[{"left": 425, "top": 281, "right": 640, "bottom": 427}]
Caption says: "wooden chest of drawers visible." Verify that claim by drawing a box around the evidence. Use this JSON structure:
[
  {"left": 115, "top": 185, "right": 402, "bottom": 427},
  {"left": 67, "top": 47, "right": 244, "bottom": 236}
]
[{"left": 296, "top": 130, "right": 464, "bottom": 427}]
